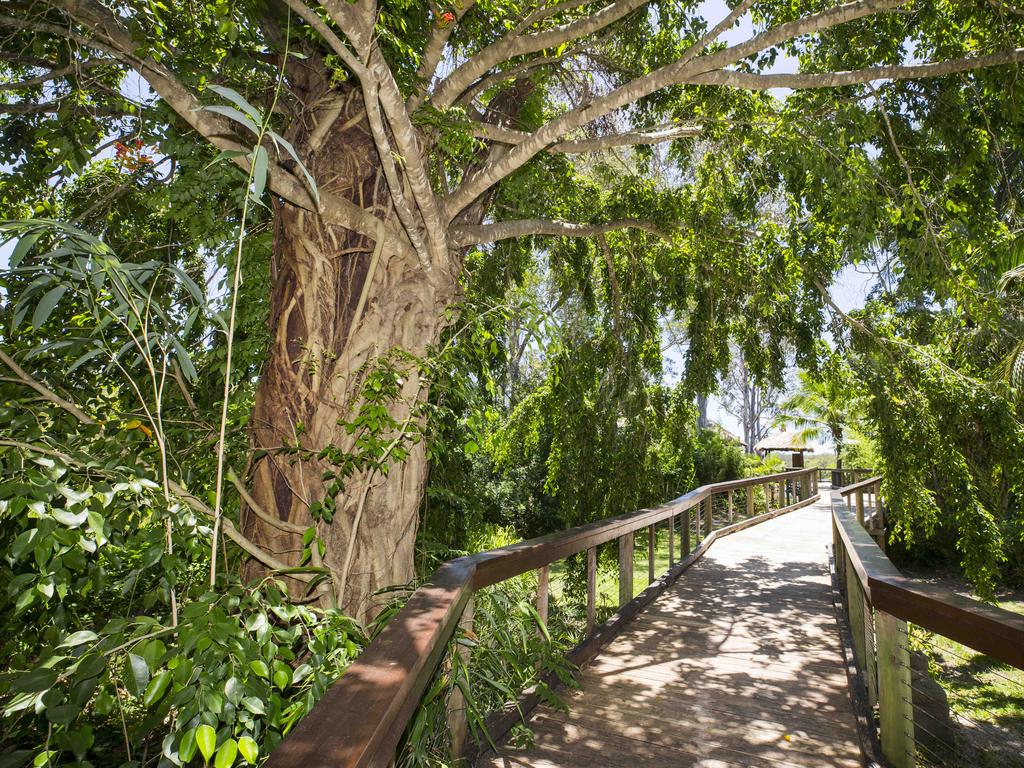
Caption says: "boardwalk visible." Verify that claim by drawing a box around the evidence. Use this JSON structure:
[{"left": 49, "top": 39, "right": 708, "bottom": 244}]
[{"left": 482, "top": 495, "right": 863, "bottom": 767}]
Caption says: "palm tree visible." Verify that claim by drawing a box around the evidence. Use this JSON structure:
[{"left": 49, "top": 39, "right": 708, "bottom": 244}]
[{"left": 776, "top": 371, "right": 857, "bottom": 467}]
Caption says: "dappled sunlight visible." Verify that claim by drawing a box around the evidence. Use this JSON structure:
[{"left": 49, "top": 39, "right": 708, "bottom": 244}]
[{"left": 482, "top": 500, "right": 861, "bottom": 767}]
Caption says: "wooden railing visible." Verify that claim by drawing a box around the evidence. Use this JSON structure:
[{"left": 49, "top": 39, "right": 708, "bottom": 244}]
[
  {"left": 819, "top": 466, "right": 875, "bottom": 489},
  {"left": 267, "top": 467, "right": 820, "bottom": 768},
  {"left": 831, "top": 478, "right": 1024, "bottom": 768}
]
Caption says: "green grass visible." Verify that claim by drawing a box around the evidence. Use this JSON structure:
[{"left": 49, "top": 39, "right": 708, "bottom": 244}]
[{"left": 909, "top": 594, "right": 1024, "bottom": 767}]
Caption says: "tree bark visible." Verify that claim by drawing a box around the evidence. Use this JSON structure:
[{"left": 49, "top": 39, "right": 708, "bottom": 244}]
[{"left": 239, "top": 86, "right": 457, "bottom": 622}]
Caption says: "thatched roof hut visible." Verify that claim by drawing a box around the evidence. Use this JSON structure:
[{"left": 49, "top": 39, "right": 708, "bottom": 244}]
[{"left": 753, "top": 429, "right": 814, "bottom": 467}]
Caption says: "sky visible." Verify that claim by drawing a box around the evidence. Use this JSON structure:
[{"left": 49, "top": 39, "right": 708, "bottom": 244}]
[{"left": 2, "top": 0, "right": 872, "bottom": 450}]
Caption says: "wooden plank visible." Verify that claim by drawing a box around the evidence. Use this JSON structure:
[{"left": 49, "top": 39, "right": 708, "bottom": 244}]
[
  {"left": 536, "top": 565, "right": 549, "bottom": 629},
  {"left": 876, "top": 610, "right": 915, "bottom": 768},
  {"left": 728, "top": 488, "right": 734, "bottom": 522},
  {"left": 746, "top": 486, "right": 754, "bottom": 518},
  {"left": 647, "top": 524, "right": 655, "bottom": 583},
  {"left": 832, "top": 490, "right": 1024, "bottom": 670},
  {"left": 586, "top": 546, "right": 596, "bottom": 633},
  {"left": 487, "top": 498, "right": 863, "bottom": 768},
  {"left": 667, "top": 515, "right": 674, "bottom": 565},
  {"left": 618, "top": 533, "right": 633, "bottom": 607},
  {"left": 683, "top": 508, "right": 691, "bottom": 553}
]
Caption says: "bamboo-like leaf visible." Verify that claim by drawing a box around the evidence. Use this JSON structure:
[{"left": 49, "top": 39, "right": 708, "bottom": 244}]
[
  {"left": 31, "top": 285, "right": 68, "bottom": 329},
  {"left": 207, "top": 84, "right": 263, "bottom": 123},
  {"left": 200, "top": 104, "right": 261, "bottom": 136}
]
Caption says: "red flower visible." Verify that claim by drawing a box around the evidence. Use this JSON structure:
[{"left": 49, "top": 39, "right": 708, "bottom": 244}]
[{"left": 439, "top": 11, "right": 455, "bottom": 27}]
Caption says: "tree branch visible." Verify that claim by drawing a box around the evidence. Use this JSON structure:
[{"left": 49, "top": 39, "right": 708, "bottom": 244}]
[
  {"left": 451, "top": 217, "right": 663, "bottom": 245},
  {"left": 440, "top": 0, "right": 955, "bottom": 219},
  {"left": 470, "top": 120, "right": 703, "bottom": 152},
  {"left": 0, "top": 57, "right": 107, "bottom": 91},
  {"left": 429, "top": 0, "right": 653, "bottom": 110},
  {"left": 687, "top": 49, "right": 1024, "bottom": 90}
]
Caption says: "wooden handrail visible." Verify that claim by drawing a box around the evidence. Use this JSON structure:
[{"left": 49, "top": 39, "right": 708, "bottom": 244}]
[
  {"left": 267, "top": 467, "right": 818, "bottom": 768},
  {"left": 831, "top": 487, "right": 1024, "bottom": 670},
  {"left": 838, "top": 474, "right": 881, "bottom": 496}
]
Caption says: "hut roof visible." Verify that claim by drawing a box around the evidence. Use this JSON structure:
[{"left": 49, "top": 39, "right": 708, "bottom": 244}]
[{"left": 753, "top": 430, "right": 814, "bottom": 453}]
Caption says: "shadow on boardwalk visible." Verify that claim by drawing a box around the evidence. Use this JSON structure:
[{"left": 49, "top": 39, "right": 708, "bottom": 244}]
[{"left": 481, "top": 499, "right": 863, "bottom": 768}]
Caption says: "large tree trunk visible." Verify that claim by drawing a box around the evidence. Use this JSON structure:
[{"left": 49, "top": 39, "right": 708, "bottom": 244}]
[{"left": 238, "top": 86, "right": 457, "bottom": 622}]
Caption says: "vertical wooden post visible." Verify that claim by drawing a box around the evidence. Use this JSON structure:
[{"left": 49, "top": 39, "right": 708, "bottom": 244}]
[
  {"left": 683, "top": 509, "right": 691, "bottom": 553},
  {"left": 586, "top": 546, "right": 596, "bottom": 633},
  {"left": 856, "top": 490, "right": 865, "bottom": 526},
  {"left": 727, "top": 489, "right": 734, "bottom": 522},
  {"left": 668, "top": 514, "right": 675, "bottom": 565},
  {"left": 536, "top": 565, "right": 550, "bottom": 630},
  {"left": 648, "top": 525, "right": 655, "bottom": 584},
  {"left": 778, "top": 480, "right": 785, "bottom": 510},
  {"left": 846, "top": 560, "right": 867, "bottom": 675},
  {"left": 746, "top": 486, "right": 754, "bottom": 518},
  {"left": 876, "top": 611, "right": 915, "bottom": 768},
  {"left": 448, "top": 597, "right": 474, "bottom": 759},
  {"left": 704, "top": 495, "right": 713, "bottom": 535},
  {"left": 618, "top": 533, "right": 633, "bottom": 606},
  {"left": 832, "top": 517, "right": 845, "bottom": 589},
  {"left": 863, "top": 595, "right": 878, "bottom": 708}
]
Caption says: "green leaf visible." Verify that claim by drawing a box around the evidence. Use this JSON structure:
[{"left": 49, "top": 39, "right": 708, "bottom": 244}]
[
  {"left": 143, "top": 669, "right": 172, "bottom": 707},
  {"left": 126, "top": 653, "right": 150, "bottom": 698},
  {"left": 201, "top": 104, "right": 260, "bottom": 136},
  {"left": 31, "top": 284, "right": 68, "bottom": 329},
  {"left": 207, "top": 85, "right": 263, "bottom": 123},
  {"left": 45, "top": 703, "right": 79, "bottom": 726},
  {"left": 214, "top": 738, "right": 238, "bottom": 768},
  {"left": 178, "top": 727, "right": 198, "bottom": 763},
  {"left": 10, "top": 667, "right": 58, "bottom": 694},
  {"left": 240, "top": 696, "right": 265, "bottom": 715},
  {"left": 9, "top": 232, "right": 40, "bottom": 269},
  {"left": 237, "top": 737, "right": 258, "bottom": 765},
  {"left": 248, "top": 659, "right": 269, "bottom": 679},
  {"left": 250, "top": 145, "right": 268, "bottom": 204},
  {"left": 58, "top": 630, "right": 98, "bottom": 648},
  {"left": 195, "top": 724, "right": 217, "bottom": 762}
]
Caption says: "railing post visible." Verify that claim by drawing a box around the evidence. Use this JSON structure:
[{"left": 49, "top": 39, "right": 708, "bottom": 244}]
[
  {"left": 876, "top": 611, "right": 915, "bottom": 768},
  {"left": 764, "top": 481, "right": 770, "bottom": 514},
  {"left": 778, "top": 480, "right": 785, "bottom": 510},
  {"left": 746, "top": 486, "right": 754, "bottom": 518},
  {"left": 648, "top": 525, "right": 655, "bottom": 584},
  {"left": 586, "top": 546, "right": 596, "bottom": 632},
  {"left": 856, "top": 490, "right": 865, "bottom": 526},
  {"left": 683, "top": 509, "right": 691, "bottom": 553},
  {"left": 448, "top": 597, "right": 474, "bottom": 759},
  {"left": 727, "top": 489, "right": 734, "bottom": 522},
  {"left": 704, "top": 495, "right": 713, "bottom": 534},
  {"left": 618, "top": 533, "right": 633, "bottom": 606},
  {"left": 668, "top": 514, "right": 675, "bottom": 565},
  {"left": 536, "top": 565, "right": 549, "bottom": 630},
  {"left": 846, "top": 560, "right": 867, "bottom": 674}
]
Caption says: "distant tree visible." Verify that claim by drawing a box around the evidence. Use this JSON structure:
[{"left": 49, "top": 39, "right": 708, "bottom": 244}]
[
  {"left": 776, "top": 366, "right": 858, "bottom": 467},
  {"left": 720, "top": 345, "right": 788, "bottom": 453}
]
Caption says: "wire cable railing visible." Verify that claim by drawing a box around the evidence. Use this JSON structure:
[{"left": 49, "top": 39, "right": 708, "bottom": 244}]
[{"left": 831, "top": 478, "right": 1024, "bottom": 768}]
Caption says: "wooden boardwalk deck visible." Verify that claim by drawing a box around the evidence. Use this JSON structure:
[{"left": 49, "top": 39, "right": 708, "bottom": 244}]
[{"left": 482, "top": 495, "right": 864, "bottom": 768}]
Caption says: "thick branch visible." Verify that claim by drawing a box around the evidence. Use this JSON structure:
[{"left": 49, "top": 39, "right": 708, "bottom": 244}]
[
  {"left": 441, "top": 0, "right": 942, "bottom": 218},
  {"left": 470, "top": 120, "right": 703, "bottom": 152},
  {"left": 688, "top": 49, "right": 1024, "bottom": 90},
  {"left": 407, "top": 1, "right": 477, "bottom": 112},
  {"left": 451, "top": 217, "right": 663, "bottom": 245},
  {"left": 35, "top": 0, "right": 409, "bottom": 256},
  {"left": 430, "top": 0, "right": 652, "bottom": 109}
]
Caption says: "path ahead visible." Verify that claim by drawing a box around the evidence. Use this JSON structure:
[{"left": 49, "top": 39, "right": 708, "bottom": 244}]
[{"left": 483, "top": 494, "right": 864, "bottom": 767}]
